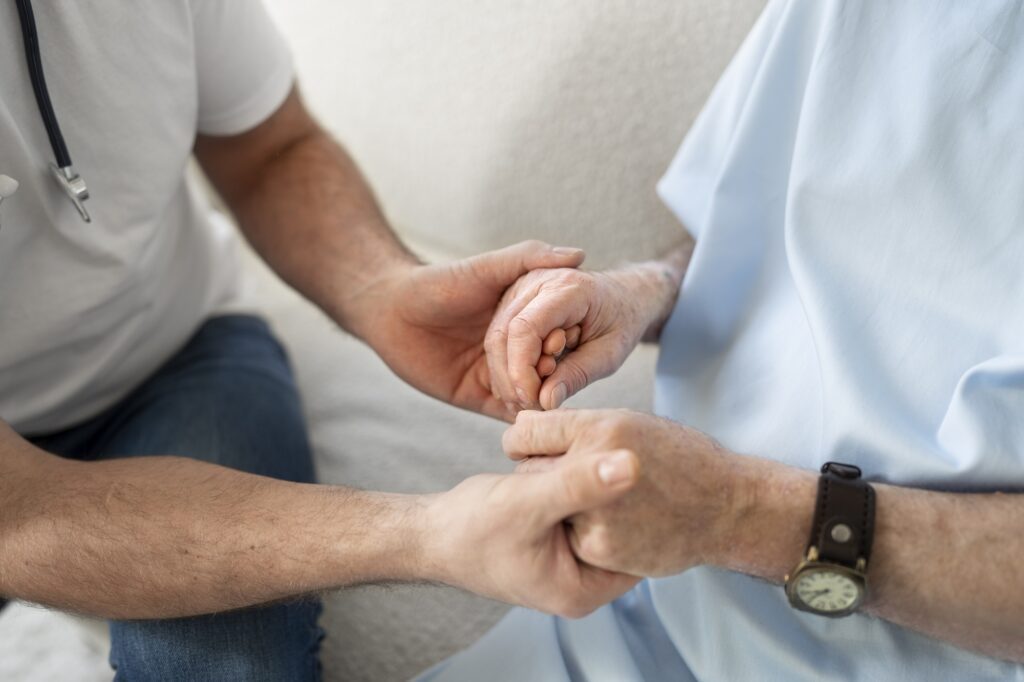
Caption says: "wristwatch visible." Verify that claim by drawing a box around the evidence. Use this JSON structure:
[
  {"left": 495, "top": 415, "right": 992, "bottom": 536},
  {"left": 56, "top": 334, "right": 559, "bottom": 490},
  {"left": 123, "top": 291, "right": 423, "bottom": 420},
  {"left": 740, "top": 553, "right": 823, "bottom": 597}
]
[{"left": 785, "top": 462, "right": 876, "bottom": 617}]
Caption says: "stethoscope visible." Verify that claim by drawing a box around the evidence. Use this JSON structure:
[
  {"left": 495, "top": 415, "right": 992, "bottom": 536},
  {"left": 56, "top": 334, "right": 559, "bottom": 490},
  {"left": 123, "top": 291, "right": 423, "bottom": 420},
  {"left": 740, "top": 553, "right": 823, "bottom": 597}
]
[{"left": 0, "top": 0, "right": 91, "bottom": 226}]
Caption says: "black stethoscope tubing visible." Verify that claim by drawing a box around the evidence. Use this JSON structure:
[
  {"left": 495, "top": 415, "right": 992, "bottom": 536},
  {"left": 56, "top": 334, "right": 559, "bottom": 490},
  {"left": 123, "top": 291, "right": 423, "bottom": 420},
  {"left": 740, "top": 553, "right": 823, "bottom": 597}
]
[
  {"left": 14, "top": 0, "right": 72, "bottom": 170},
  {"left": 13, "top": 0, "right": 92, "bottom": 222}
]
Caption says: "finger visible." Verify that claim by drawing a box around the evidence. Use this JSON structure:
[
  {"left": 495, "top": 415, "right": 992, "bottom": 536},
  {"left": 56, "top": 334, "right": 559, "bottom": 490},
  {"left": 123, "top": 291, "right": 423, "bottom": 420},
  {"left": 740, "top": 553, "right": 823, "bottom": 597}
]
[
  {"left": 515, "top": 455, "right": 563, "bottom": 474},
  {"left": 571, "top": 564, "right": 641, "bottom": 618},
  {"left": 485, "top": 290, "right": 534, "bottom": 407},
  {"left": 554, "top": 525, "right": 641, "bottom": 619},
  {"left": 564, "top": 325, "right": 582, "bottom": 351},
  {"left": 538, "top": 342, "right": 617, "bottom": 410},
  {"left": 533, "top": 449, "right": 639, "bottom": 524},
  {"left": 567, "top": 514, "right": 620, "bottom": 573},
  {"left": 507, "top": 292, "right": 589, "bottom": 408},
  {"left": 567, "top": 519, "right": 642, "bottom": 580},
  {"left": 467, "top": 355, "right": 516, "bottom": 421},
  {"left": 503, "top": 409, "right": 582, "bottom": 459},
  {"left": 537, "top": 355, "right": 557, "bottom": 378},
  {"left": 472, "top": 241, "right": 584, "bottom": 404},
  {"left": 478, "top": 392, "right": 517, "bottom": 423},
  {"left": 463, "top": 240, "right": 585, "bottom": 291},
  {"left": 542, "top": 329, "right": 567, "bottom": 356},
  {"left": 485, "top": 328, "right": 516, "bottom": 407},
  {"left": 486, "top": 276, "right": 560, "bottom": 407}
]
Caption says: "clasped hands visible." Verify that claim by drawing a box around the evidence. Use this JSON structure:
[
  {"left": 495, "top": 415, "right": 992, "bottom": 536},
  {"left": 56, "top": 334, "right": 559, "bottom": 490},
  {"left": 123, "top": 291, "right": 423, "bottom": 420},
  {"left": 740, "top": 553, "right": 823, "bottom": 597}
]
[{"left": 357, "top": 240, "right": 761, "bottom": 618}]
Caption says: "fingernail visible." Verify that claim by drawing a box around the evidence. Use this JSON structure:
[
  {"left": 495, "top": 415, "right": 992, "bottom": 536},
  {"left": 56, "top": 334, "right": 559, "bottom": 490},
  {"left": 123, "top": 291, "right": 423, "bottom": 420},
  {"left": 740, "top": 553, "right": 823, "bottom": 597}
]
[
  {"left": 598, "top": 451, "right": 635, "bottom": 486},
  {"left": 515, "top": 387, "right": 530, "bottom": 405},
  {"left": 552, "top": 247, "right": 583, "bottom": 256},
  {"left": 552, "top": 383, "right": 568, "bottom": 408}
]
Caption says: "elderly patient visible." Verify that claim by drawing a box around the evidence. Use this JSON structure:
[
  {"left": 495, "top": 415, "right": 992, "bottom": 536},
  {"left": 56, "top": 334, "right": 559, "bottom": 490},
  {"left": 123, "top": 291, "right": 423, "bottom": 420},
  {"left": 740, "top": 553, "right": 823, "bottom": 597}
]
[{"left": 425, "top": 1, "right": 1024, "bottom": 680}]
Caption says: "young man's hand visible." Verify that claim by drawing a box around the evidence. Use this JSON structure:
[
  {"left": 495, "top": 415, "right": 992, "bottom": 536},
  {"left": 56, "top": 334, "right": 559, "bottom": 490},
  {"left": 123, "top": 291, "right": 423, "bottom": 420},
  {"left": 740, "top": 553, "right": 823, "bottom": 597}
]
[
  {"left": 422, "top": 446, "right": 642, "bottom": 617},
  {"left": 351, "top": 241, "right": 586, "bottom": 420}
]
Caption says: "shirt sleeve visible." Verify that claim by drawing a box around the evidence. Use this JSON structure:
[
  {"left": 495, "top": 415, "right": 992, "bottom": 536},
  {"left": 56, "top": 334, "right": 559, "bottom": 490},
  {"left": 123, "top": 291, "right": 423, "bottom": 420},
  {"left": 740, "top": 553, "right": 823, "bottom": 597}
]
[{"left": 189, "top": 0, "right": 295, "bottom": 136}]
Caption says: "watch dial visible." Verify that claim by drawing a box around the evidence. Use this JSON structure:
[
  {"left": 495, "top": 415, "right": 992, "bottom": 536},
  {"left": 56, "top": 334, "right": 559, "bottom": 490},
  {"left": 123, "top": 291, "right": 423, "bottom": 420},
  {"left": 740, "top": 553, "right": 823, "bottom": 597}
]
[{"left": 794, "top": 569, "right": 861, "bottom": 613}]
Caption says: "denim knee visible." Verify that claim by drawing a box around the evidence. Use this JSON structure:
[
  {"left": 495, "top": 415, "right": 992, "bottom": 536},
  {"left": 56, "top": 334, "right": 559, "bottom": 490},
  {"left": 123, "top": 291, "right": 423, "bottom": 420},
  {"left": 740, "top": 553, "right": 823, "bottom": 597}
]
[{"left": 109, "top": 600, "right": 324, "bottom": 682}]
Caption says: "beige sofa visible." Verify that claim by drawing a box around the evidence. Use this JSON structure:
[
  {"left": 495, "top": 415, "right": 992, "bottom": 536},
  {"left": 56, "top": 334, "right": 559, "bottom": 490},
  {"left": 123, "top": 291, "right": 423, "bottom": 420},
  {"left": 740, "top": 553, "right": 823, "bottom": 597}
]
[{"left": 0, "top": 2, "right": 765, "bottom": 680}]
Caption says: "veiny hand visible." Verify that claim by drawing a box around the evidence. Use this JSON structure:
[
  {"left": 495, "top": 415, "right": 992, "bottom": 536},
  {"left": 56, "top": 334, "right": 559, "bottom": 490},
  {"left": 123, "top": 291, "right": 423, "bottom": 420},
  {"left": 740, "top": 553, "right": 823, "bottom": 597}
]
[
  {"left": 504, "top": 409, "right": 753, "bottom": 577},
  {"left": 359, "top": 241, "right": 586, "bottom": 420},
  {"left": 484, "top": 266, "right": 663, "bottom": 413},
  {"left": 423, "top": 447, "right": 642, "bottom": 618}
]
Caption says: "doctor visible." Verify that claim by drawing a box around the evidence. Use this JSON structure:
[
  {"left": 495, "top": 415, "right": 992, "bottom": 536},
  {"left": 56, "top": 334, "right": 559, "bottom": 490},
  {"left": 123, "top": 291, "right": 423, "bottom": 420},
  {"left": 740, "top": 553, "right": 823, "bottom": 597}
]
[{"left": 0, "top": 2, "right": 639, "bottom": 680}]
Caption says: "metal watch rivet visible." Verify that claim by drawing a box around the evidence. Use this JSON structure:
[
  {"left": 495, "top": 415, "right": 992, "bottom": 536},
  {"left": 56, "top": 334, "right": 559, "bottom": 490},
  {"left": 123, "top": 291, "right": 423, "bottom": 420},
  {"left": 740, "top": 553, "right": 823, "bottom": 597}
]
[{"left": 830, "top": 523, "right": 853, "bottom": 543}]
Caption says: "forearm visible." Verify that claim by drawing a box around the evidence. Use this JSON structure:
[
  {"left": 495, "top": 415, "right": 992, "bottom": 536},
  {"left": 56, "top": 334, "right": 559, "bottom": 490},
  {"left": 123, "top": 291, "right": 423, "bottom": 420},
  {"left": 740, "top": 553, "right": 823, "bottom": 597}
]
[
  {"left": 0, "top": 430, "right": 426, "bottom": 619},
  {"left": 608, "top": 238, "right": 693, "bottom": 344},
  {"left": 195, "top": 89, "right": 417, "bottom": 343},
  {"left": 235, "top": 132, "right": 415, "bottom": 338},
  {"left": 720, "top": 458, "right": 1024, "bottom": 662}
]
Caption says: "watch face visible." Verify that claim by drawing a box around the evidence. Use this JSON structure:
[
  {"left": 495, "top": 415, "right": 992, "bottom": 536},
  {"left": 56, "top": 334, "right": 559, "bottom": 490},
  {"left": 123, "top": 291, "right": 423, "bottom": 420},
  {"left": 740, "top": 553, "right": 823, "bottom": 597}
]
[{"left": 793, "top": 567, "right": 862, "bottom": 614}]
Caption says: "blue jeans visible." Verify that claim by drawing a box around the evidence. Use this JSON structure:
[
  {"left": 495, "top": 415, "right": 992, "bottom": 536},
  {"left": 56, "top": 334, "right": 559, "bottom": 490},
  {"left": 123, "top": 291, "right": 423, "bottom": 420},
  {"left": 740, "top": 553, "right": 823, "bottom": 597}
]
[{"left": 30, "top": 315, "right": 324, "bottom": 681}]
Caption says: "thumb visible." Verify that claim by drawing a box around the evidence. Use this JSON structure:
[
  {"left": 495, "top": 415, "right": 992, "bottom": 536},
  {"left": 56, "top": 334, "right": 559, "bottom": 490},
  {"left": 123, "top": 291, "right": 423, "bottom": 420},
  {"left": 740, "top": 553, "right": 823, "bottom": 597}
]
[
  {"left": 538, "top": 342, "right": 618, "bottom": 410},
  {"left": 536, "top": 450, "right": 638, "bottom": 524},
  {"left": 463, "top": 240, "right": 586, "bottom": 289}
]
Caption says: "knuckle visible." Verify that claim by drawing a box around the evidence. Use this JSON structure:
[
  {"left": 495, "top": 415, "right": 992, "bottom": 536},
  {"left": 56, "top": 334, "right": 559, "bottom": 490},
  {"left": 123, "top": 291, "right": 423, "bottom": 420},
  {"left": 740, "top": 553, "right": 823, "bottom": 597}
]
[
  {"left": 514, "top": 458, "right": 535, "bottom": 473},
  {"left": 485, "top": 345, "right": 509, "bottom": 369},
  {"left": 503, "top": 425, "right": 520, "bottom": 450},
  {"left": 486, "top": 478, "right": 518, "bottom": 511},
  {"left": 513, "top": 409, "right": 536, "bottom": 426},
  {"left": 579, "top": 524, "right": 615, "bottom": 565},
  {"left": 559, "top": 277, "right": 584, "bottom": 296},
  {"left": 561, "top": 361, "right": 592, "bottom": 392},
  {"left": 485, "top": 326, "right": 508, "bottom": 346},
  {"left": 604, "top": 412, "right": 633, "bottom": 436},
  {"left": 562, "top": 272, "right": 593, "bottom": 294},
  {"left": 483, "top": 335, "right": 500, "bottom": 357},
  {"left": 508, "top": 314, "right": 539, "bottom": 338}
]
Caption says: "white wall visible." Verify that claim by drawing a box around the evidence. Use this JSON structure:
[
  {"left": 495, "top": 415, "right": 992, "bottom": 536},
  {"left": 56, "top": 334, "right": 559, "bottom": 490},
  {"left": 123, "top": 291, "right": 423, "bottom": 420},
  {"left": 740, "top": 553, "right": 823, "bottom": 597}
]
[{"left": 264, "top": 0, "right": 765, "bottom": 266}]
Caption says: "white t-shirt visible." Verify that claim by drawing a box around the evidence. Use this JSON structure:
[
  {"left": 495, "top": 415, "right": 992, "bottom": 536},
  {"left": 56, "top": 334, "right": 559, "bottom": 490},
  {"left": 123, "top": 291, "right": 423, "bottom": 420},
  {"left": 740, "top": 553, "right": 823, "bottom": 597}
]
[
  {"left": 0, "top": 1, "right": 294, "bottom": 434},
  {"left": 423, "top": 1, "right": 1024, "bottom": 680}
]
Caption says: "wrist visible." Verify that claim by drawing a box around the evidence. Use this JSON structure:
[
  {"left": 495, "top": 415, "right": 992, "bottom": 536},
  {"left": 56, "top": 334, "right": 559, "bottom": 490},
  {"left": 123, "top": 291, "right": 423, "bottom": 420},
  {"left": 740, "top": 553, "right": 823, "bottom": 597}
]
[
  {"left": 646, "top": 242, "right": 693, "bottom": 340},
  {"left": 607, "top": 242, "right": 692, "bottom": 343},
  {"left": 707, "top": 456, "right": 816, "bottom": 583},
  {"left": 601, "top": 265, "right": 672, "bottom": 345},
  {"left": 412, "top": 490, "right": 461, "bottom": 586},
  {"left": 329, "top": 256, "right": 420, "bottom": 345},
  {"left": 326, "top": 489, "right": 436, "bottom": 584}
]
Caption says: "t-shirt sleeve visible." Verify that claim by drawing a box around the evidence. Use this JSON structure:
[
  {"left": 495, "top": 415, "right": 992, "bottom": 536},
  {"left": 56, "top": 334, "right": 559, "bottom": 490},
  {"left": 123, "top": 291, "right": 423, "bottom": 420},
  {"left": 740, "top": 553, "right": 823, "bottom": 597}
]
[{"left": 190, "top": 0, "right": 295, "bottom": 136}]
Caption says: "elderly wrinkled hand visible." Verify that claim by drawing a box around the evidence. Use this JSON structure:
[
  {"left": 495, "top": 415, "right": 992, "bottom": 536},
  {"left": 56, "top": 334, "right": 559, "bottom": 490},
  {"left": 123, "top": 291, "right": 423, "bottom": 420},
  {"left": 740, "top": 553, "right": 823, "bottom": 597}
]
[
  {"left": 484, "top": 266, "right": 658, "bottom": 414},
  {"left": 504, "top": 409, "right": 753, "bottom": 578},
  {"left": 362, "top": 240, "right": 586, "bottom": 421}
]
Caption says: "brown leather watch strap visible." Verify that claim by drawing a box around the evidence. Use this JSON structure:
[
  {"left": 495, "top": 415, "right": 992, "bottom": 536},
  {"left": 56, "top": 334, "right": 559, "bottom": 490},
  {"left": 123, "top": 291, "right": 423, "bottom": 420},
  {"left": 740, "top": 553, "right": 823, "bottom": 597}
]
[{"left": 807, "top": 462, "right": 876, "bottom": 569}]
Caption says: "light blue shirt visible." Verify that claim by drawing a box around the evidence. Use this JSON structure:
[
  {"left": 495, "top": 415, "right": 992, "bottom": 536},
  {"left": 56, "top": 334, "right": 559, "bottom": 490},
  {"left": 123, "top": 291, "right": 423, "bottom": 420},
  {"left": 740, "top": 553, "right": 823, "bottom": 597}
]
[{"left": 422, "top": 1, "right": 1024, "bottom": 679}]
